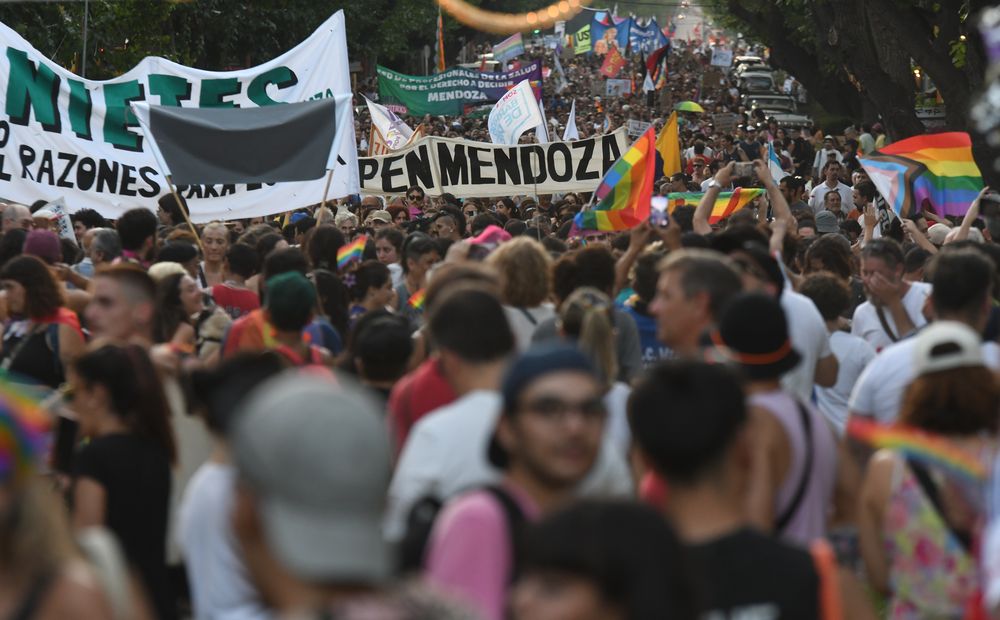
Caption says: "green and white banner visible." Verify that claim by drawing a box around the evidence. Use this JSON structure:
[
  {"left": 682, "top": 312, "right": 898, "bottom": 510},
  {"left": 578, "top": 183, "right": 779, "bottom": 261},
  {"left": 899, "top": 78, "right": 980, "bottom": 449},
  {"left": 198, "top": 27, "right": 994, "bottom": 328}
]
[
  {"left": 377, "top": 61, "right": 542, "bottom": 117},
  {"left": 0, "top": 11, "right": 357, "bottom": 222}
]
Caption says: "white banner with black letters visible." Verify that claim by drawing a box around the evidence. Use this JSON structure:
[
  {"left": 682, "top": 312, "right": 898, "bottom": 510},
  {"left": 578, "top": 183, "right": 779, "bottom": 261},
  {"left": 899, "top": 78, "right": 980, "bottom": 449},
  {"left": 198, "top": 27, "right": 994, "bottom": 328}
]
[{"left": 359, "top": 128, "right": 628, "bottom": 198}]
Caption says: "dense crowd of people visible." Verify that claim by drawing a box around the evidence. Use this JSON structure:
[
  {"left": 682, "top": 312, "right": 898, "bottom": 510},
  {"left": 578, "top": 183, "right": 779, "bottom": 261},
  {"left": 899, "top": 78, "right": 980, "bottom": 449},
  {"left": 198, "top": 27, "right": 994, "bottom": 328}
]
[{"left": 1, "top": 26, "right": 1000, "bottom": 620}]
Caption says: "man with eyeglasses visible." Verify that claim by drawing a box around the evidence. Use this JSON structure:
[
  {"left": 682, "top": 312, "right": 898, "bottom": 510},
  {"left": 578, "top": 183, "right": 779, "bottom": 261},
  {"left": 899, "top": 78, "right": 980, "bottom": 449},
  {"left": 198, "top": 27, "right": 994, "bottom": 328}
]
[{"left": 422, "top": 344, "right": 612, "bottom": 620}]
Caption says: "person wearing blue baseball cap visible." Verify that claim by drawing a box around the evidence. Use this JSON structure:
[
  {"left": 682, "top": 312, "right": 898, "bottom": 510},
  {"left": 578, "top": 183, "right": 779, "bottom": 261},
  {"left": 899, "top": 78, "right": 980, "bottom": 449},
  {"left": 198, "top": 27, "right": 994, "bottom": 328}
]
[{"left": 422, "top": 343, "right": 609, "bottom": 620}]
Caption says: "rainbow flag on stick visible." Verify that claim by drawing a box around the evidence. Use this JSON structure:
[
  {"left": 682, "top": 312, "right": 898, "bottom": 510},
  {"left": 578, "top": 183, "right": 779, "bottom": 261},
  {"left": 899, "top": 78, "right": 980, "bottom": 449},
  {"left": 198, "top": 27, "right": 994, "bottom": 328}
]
[
  {"left": 859, "top": 132, "right": 983, "bottom": 218},
  {"left": 574, "top": 127, "right": 656, "bottom": 231},
  {"left": 666, "top": 188, "right": 764, "bottom": 224},
  {"left": 336, "top": 235, "right": 367, "bottom": 269}
]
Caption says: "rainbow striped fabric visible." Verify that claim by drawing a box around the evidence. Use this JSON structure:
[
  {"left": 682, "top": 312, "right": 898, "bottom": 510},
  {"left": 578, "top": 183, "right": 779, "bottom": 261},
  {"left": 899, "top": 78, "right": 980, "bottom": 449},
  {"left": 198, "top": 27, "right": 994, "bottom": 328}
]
[
  {"left": 859, "top": 132, "right": 983, "bottom": 217},
  {"left": 574, "top": 127, "right": 656, "bottom": 231},
  {"left": 0, "top": 378, "right": 50, "bottom": 484},
  {"left": 408, "top": 288, "right": 426, "bottom": 310},
  {"left": 665, "top": 188, "right": 765, "bottom": 224},
  {"left": 847, "top": 417, "right": 986, "bottom": 484},
  {"left": 336, "top": 235, "right": 367, "bottom": 269}
]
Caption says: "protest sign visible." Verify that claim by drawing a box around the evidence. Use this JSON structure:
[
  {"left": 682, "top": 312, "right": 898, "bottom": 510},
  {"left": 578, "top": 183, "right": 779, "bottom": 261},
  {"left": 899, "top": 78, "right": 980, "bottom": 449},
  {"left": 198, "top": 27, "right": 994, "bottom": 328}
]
[
  {"left": 710, "top": 48, "right": 734, "bottom": 67},
  {"left": 599, "top": 47, "right": 626, "bottom": 78},
  {"left": 365, "top": 97, "right": 414, "bottom": 152},
  {"left": 0, "top": 11, "right": 357, "bottom": 222},
  {"left": 359, "top": 128, "right": 628, "bottom": 198},
  {"left": 573, "top": 25, "right": 592, "bottom": 55},
  {"left": 627, "top": 119, "right": 651, "bottom": 138},
  {"left": 377, "top": 61, "right": 542, "bottom": 117},
  {"left": 606, "top": 79, "right": 632, "bottom": 96},
  {"left": 488, "top": 80, "right": 543, "bottom": 145},
  {"left": 592, "top": 12, "right": 630, "bottom": 55},
  {"left": 712, "top": 113, "right": 740, "bottom": 134}
]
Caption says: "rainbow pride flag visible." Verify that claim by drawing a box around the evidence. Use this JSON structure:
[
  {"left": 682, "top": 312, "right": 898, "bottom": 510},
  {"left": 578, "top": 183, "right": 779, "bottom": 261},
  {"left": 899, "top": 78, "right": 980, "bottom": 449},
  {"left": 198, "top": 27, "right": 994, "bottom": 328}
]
[
  {"left": 859, "top": 132, "right": 983, "bottom": 217},
  {"left": 336, "top": 235, "right": 367, "bottom": 269},
  {"left": 574, "top": 127, "right": 656, "bottom": 231},
  {"left": 0, "top": 377, "right": 51, "bottom": 484},
  {"left": 408, "top": 288, "right": 426, "bottom": 310},
  {"left": 665, "top": 188, "right": 764, "bottom": 224}
]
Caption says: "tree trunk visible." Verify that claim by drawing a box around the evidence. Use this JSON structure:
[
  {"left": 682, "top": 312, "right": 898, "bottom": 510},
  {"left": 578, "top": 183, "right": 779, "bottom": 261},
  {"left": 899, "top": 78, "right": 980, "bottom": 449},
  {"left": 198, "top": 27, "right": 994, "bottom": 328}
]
[
  {"left": 724, "top": 0, "right": 863, "bottom": 118},
  {"left": 865, "top": 1, "right": 973, "bottom": 132},
  {"left": 814, "top": 0, "right": 926, "bottom": 139}
]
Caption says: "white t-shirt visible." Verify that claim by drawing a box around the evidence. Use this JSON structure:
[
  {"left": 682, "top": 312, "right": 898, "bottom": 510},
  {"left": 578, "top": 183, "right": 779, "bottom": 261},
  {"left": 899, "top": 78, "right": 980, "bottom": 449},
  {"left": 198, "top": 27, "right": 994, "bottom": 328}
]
[
  {"left": 179, "top": 462, "right": 270, "bottom": 620},
  {"left": 384, "top": 390, "right": 632, "bottom": 543},
  {"left": 815, "top": 331, "right": 875, "bottom": 435},
  {"left": 851, "top": 281, "right": 932, "bottom": 352},
  {"left": 807, "top": 181, "right": 853, "bottom": 214},
  {"left": 849, "top": 334, "right": 1000, "bottom": 424},
  {"left": 780, "top": 290, "right": 833, "bottom": 403}
]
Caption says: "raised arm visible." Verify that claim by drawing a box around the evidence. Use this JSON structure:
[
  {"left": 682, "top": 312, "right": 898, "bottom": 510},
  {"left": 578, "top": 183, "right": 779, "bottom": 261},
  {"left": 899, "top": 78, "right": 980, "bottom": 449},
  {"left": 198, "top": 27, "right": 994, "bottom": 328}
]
[
  {"left": 693, "top": 161, "right": 734, "bottom": 235},
  {"left": 753, "top": 159, "right": 793, "bottom": 228},
  {"left": 956, "top": 186, "right": 990, "bottom": 242}
]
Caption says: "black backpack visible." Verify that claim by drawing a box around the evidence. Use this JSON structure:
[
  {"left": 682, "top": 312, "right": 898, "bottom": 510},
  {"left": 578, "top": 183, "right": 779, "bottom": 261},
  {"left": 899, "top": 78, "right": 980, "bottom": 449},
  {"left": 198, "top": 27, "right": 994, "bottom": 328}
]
[{"left": 399, "top": 485, "right": 526, "bottom": 578}]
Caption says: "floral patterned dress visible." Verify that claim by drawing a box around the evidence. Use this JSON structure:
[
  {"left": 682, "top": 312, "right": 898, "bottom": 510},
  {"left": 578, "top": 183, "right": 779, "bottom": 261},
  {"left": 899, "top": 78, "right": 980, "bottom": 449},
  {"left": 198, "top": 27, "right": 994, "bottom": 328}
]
[{"left": 884, "top": 456, "right": 980, "bottom": 619}]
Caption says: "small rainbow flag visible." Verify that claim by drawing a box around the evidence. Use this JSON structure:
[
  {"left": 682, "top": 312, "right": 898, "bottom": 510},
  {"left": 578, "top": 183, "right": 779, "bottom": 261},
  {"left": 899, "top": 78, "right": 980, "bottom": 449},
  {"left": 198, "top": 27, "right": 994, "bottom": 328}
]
[
  {"left": 0, "top": 378, "right": 51, "bottom": 484},
  {"left": 336, "top": 235, "right": 367, "bottom": 270},
  {"left": 665, "top": 188, "right": 765, "bottom": 224},
  {"left": 408, "top": 288, "right": 426, "bottom": 310},
  {"left": 859, "top": 132, "right": 983, "bottom": 217},
  {"left": 847, "top": 417, "right": 987, "bottom": 484},
  {"left": 574, "top": 126, "right": 656, "bottom": 231}
]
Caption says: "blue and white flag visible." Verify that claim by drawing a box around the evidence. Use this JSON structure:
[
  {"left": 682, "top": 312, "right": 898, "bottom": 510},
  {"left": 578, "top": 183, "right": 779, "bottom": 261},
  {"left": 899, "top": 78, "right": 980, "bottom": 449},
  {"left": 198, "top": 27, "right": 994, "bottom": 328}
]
[{"left": 768, "top": 142, "right": 788, "bottom": 184}]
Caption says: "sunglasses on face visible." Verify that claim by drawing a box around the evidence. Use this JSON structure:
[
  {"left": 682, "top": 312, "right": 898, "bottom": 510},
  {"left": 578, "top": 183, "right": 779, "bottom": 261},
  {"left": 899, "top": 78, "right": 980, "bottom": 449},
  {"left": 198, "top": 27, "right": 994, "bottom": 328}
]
[
  {"left": 407, "top": 194, "right": 421, "bottom": 201},
  {"left": 464, "top": 210, "right": 477, "bottom": 216}
]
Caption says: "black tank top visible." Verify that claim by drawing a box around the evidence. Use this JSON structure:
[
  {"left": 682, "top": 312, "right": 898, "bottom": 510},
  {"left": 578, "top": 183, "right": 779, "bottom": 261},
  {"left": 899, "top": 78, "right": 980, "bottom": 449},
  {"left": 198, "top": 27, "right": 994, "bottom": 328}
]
[{"left": 0, "top": 326, "right": 63, "bottom": 389}]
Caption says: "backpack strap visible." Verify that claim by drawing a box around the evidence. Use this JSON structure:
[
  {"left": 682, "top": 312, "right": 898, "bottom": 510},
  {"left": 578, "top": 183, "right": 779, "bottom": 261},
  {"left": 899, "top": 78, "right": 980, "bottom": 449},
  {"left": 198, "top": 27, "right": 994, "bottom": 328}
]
[
  {"left": 874, "top": 305, "right": 899, "bottom": 343},
  {"left": 484, "top": 485, "right": 526, "bottom": 585},
  {"left": 907, "top": 458, "right": 974, "bottom": 553},
  {"left": 517, "top": 307, "right": 538, "bottom": 326},
  {"left": 810, "top": 539, "right": 843, "bottom": 620},
  {"left": 775, "top": 400, "right": 814, "bottom": 533}
]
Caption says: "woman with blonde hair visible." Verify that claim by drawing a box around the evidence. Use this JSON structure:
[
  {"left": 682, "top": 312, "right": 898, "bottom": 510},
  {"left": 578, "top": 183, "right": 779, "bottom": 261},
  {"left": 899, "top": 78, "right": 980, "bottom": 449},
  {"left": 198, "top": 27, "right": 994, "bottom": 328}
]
[
  {"left": 486, "top": 236, "right": 554, "bottom": 351},
  {"left": 557, "top": 287, "right": 631, "bottom": 457}
]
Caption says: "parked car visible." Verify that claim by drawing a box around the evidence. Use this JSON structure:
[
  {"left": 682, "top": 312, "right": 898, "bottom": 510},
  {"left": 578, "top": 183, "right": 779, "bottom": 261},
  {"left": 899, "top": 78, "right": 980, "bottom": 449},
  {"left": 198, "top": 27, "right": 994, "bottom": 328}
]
[
  {"left": 743, "top": 94, "right": 813, "bottom": 128},
  {"left": 737, "top": 71, "right": 776, "bottom": 94}
]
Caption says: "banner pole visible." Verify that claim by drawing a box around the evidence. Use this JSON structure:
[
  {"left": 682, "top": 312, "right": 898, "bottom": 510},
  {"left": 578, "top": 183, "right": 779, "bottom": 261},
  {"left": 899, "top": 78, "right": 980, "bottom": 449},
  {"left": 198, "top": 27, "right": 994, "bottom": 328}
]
[
  {"left": 165, "top": 175, "right": 204, "bottom": 253},
  {"left": 320, "top": 168, "right": 334, "bottom": 211}
]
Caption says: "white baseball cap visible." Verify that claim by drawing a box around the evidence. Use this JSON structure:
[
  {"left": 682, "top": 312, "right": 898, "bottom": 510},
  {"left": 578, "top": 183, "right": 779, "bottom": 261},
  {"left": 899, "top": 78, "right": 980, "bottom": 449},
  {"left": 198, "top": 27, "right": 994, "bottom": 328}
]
[{"left": 913, "top": 321, "right": 984, "bottom": 376}]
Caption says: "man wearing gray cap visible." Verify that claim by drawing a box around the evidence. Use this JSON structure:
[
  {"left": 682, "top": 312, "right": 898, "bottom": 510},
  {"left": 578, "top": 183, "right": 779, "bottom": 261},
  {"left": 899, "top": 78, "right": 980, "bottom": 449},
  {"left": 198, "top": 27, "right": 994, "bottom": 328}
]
[{"left": 229, "top": 371, "right": 472, "bottom": 618}]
